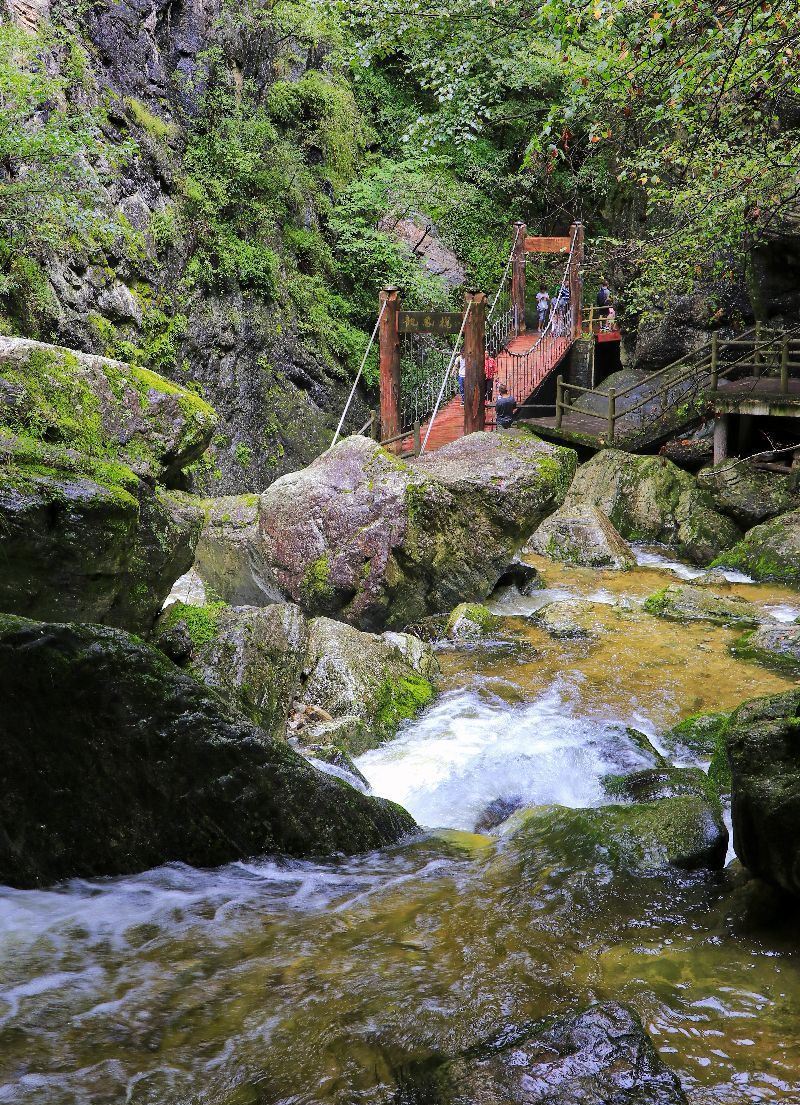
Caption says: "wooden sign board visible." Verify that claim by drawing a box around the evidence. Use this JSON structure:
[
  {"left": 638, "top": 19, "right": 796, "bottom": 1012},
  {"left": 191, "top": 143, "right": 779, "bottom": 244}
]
[
  {"left": 524, "top": 236, "right": 571, "bottom": 254},
  {"left": 398, "top": 310, "right": 464, "bottom": 335}
]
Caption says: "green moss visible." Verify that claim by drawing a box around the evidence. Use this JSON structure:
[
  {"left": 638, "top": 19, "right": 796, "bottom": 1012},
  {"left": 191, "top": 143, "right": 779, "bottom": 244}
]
[
  {"left": 642, "top": 588, "right": 670, "bottom": 616},
  {"left": 663, "top": 711, "right": 732, "bottom": 757},
  {"left": 158, "top": 601, "right": 228, "bottom": 650},
  {"left": 301, "top": 555, "right": 335, "bottom": 607},
  {"left": 125, "top": 97, "right": 177, "bottom": 141},
  {"left": 731, "top": 629, "right": 800, "bottom": 675},
  {"left": 375, "top": 672, "right": 434, "bottom": 735}
]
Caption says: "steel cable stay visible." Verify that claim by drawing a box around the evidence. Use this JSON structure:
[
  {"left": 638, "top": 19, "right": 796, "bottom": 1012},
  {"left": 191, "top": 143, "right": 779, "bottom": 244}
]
[
  {"left": 329, "top": 298, "right": 388, "bottom": 450},
  {"left": 420, "top": 301, "right": 473, "bottom": 454}
]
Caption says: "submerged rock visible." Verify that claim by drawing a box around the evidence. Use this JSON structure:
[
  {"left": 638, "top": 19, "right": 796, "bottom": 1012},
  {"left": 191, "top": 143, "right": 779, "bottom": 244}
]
[
  {"left": 529, "top": 504, "right": 635, "bottom": 570},
  {"left": 732, "top": 622, "right": 800, "bottom": 675},
  {"left": 509, "top": 798, "right": 728, "bottom": 872},
  {"left": 712, "top": 509, "right": 800, "bottom": 589},
  {"left": 193, "top": 433, "right": 576, "bottom": 629},
  {"left": 554, "top": 449, "right": 741, "bottom": 564},
  {"left": 602, "top": 765, "right": 717, "bottom": 804},
  {"left": 697, "top": 459, "right": 797, "bottom": 527},
  {"left": 0, "top": 615, "right": 416, "bottom": 888},
  {"left": 474, "top": 795, "right": 524, "bottom": 834},
  {"left": 154, "top": 600, "right": 309, "bottom": 737},
  {"left": 405, "top": 1001, "right": 688, "bottom": 1104},
  {"left": 643, "top": 583, "right": 761, "bottom": 627},
  {"left": 532, "top": 599, "right": 604, "bottom": 640},
  {"left": 727, "top": 689, "right": 800, "bottom": 895},
  {"left": 445, "top": 602, "right": 500, "bottom": 641},
  {"left": 299, "top": 616, "right": 438, "bottom": 754}
]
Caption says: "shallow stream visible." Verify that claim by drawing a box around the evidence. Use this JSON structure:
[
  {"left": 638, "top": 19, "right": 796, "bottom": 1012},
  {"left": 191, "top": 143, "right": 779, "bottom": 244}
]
[{"left": 2, "top": 551, "right": 799, "bottom": 1104}]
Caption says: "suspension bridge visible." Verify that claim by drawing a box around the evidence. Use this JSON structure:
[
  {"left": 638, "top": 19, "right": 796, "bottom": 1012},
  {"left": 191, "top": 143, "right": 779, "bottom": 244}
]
[{"left": 332, "top": 220, "right": 608, "bottom": 455}]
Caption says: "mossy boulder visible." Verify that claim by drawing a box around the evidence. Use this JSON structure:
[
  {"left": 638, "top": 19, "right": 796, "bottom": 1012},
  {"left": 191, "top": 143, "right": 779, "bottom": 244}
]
[
  {"left": 642, "top": 583, "right": 761, "bottom": 627},
  {"left": 193, "top": 433, "right": 577, "bottom": 629},
  {"left": 300, "top": 616, "right": 439, "bottom": 754},
  {"left": 556, "top": 449, "right": 741, "bottom": 564},
  {"left": 405, "top": 1002, "right": 688, "bottom": 1105},
  {"left": 712, "top": 509, "right": 800, "bottom": 588},
  {"left": 726, "top": 689, "right": 800, "bottom": 895},
  {"left": 697, "top": 459, "right": 797, "bottom": 528},
  {"left": 661, "top": 711, "right": 731, "bottom": 759},
  {"left": 154, "top": 600, "right": 309, "bottom": 737},
  {"left": 445, "top": 602, "right": 500, "bottom": 641},
  {"left": 508, "top": 798, "right": 728, "bottom": 873},
  {"left": 529, "top": 504, "right": 635, "bottom": 569},
  {"left": 602, "top": 764, "right": 719, "bottom": 804},
  {"left": 0, "top": 615, "right": 416, "bottom": 888},
  {"left": 193, "top": 493, "right": 272, "bottom": 606},
  {"left": 0, "top": 466, "right": 203, "bottom": 635},
  {"left": 0, "top": 336, "right": 216, "bottom": 483},
  {"left": 732, "top": 623, "right": 800, "bottom": 675}
]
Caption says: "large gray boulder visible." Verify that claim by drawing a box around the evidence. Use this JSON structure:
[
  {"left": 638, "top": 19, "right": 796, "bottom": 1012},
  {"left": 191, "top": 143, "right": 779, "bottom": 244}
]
[
  {"left": 555, "top": 449, "right": 741, "bottom": 564},
  {"left": 154, "top": 600, "right": 309, "bottom": 737},
  {"left": 0, "top": 615, "right": 416, "bottom": 888},
  {"left": 727, "top": 689, "right": 800, "bottom": 895},
  {"left": 697, "top": 459, "right": 797, "bottom": 528},
  {"left": 0, "top": 338, "right": 216, "bottom": 634},
  {"left": 712, "top": 508, "right": 800, "bottom": 588},
  {"left": 529, "top": 504, "right": 635, "bottom": 569},
  {"left": 406, "top": 1002, "right": 688, "bottom": 1104},
  {"left": 194, "top": 433, "right": 577, "bottom": 629},
  {"left": 299, "top": 616, "right": 439, "bottom": 754}
]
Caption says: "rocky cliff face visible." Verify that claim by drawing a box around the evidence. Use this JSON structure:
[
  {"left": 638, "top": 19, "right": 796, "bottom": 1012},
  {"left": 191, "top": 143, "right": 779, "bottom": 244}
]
[{"left": 0, "top": 0, "right": 370, "bottom": 493}]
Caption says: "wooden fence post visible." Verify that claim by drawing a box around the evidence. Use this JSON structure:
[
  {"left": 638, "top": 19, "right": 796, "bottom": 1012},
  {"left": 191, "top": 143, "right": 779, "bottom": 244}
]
[
  {"left": 555, "top": 375, "right": 564, "bottom": 428},
  {"left": 379, "top": 286, "right": 401, "bottom": 443},
  {"left": 569, "top": 220, "right": 584, "bottom": 339},
  {"left": 781, "top": 337, "right": 789, "bottom": 393},
  {"left": 511, "top": 221, "right": 527, "bottom": 335},
  {"left": 754, "top": 321, "right": 762, "bottom": 378},
  {"left": 710, "top": 332, "right": 719, "bottom": 390},
  {"left": 607, "top": 388, "right": 616, "bottom": 444},
  {"left": 464, "top": 289, "right": 487, "bottom": 435}
]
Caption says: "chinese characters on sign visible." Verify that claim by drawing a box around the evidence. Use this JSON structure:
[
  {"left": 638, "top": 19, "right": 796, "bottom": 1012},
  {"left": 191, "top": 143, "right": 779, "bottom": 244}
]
[{"left": 397, "top": 311, "right": 464, "bottom": 335}]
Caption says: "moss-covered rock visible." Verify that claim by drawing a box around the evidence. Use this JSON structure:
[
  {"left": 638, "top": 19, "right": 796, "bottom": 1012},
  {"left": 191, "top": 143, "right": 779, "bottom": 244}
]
[
  {"left": 445, "top": 602, "right": 500, "bottom": 640},
  {"left": 601, "top": 764, "right": 719, "bottom": 804},
  {"left": 661, "top": 711, "right": 731, "bottom": 758},
  {"left": 300, "top": 616, "right": 438, "bottom": 754},
  {"left": 529, "top": 505, "right": 635, "bottom": 569},
  {"left": 0, "top": 466, "right": 203, "bottom": 634},
  {"left": 405, "top": 1002, "right": 688, "bottom": 1105},
  {"left": 155, "top": 600, "right": 309, "bottom": 737},
  {"left": 697, "top": 459, "right": 797, "bottom": 528},
  {"left": 508, "top": 797, "right": 728, "bottom": 872},
  {"left": 555, "top": 449, "right": 741, "bottom": 564},
  {"left": 0, "top": 615, "right": 416, "bottom": 888},
  {"left": 732, "top": 622, "right": 800, "bottom": 675},
  {"left": 193, "top": 433, "right": 577, "bottom": 629},
  {"left": 642, "top": 582, "right": 761, "bottom": 627},
  {"left": 726, "top": 689, "right": 800, "bottom": 895},
  {"left": 712, "top": 509, "right": 800, "bottom": 589}
]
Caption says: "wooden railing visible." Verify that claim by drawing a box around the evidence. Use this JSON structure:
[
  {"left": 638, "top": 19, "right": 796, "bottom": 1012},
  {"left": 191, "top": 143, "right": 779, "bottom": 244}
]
[
  {"left": 580, "top": 304, "right": 622, "bottom": 336},
  {"left": 553, "top": 324, "right": 797, "bottom": 444}
]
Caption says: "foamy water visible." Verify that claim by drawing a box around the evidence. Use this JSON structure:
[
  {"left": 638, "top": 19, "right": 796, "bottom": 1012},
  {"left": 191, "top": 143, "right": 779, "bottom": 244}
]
[{"left": 632, "top": 546, "right": 754, "bottom": 583}]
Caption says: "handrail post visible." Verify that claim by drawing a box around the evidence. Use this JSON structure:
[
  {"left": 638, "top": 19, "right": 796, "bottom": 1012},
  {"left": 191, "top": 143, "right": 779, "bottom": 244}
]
[
  {"left": 379, "top": 287, "right": 401, "bottom": 444},
  {"left": 555, "top": 374, "right": 564, "bottom": 428},
  {"left": 511, "top": 221, "right": 527, "bottom": 334},
  {"left": 607, "top": 387, "right": 616, "bottom": 444},
  {"left": 413, "top": 419, "right": 421, "bottom": 455},
  {"left": 464, "top": 289, "right": 487, "bottom": 434},
  {"left": 781, "top": 337, "right": 789, "bottom": 394},
  {"left": 710, "top": 332, "right": 719, "bottom": 390},
  {"left": 588, "top": 304, "right": 595, "bottom": 334}
]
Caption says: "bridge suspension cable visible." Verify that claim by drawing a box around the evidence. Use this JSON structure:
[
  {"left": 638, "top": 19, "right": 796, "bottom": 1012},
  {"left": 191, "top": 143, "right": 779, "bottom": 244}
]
[
  {"left": 329, "top": 298, "right": 387, "bottom": 450},
  {"left": 420, "top": 300, "right": 473, "bottom": 454}
]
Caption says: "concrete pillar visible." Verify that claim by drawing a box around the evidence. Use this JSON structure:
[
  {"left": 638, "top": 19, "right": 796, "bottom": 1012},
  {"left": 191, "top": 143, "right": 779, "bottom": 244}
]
[
  {"left": 713, "top": 414, "right": 729, "bottom": 465},
  {"left": 463, "top": 290, "right": 487, "bottom": 435}
]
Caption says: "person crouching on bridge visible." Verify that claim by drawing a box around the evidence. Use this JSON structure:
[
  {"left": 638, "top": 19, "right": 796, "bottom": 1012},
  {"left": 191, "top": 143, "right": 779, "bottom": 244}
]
[
  {"left": 495, "top": 383, "right": 517, "bottom": 428},
  {"left": 484, "top": 350, "right": 497, "bottom": 402}
]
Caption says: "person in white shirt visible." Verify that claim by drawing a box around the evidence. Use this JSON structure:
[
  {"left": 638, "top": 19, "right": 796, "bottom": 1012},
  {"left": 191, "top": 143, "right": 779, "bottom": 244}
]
[
  {"left": 457, "top": 354, "right": 466, "bottom": 403},
  {"left": 536, "top": 286, "right": 550, "bottom": 330}
]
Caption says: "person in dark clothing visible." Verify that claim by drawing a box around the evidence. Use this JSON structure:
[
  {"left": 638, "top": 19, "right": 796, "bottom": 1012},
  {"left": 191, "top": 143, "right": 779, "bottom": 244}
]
[
  {"left": 495, "top": 383, "right": 516, "bottom": 428},
  {"left": 596, "top": 280, "right": 611, "bottom": 324}
]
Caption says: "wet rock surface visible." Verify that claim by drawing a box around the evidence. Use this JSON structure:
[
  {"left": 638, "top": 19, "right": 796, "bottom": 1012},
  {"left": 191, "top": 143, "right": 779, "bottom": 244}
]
[
  {"left": 533, "top": 599, "right": 604, "bottom": 640},
  {"left": 0, "top": 615, "right": 416, "bottom": 888},
  {"left": 697, "top": 459, "right": 797, "bottom": 528},
  {"left": 713, "top": 508, "right": 800, "bottom": 589},
  {"left": 643, "top": 583, "right": 762, "bottom": 627},
  {"left": 529, "top": 504, "right": 635, "bottom": 569},
  {"left": 727, "top": 689, "right": 800, "bottom": 896},
  {"left": 403, "top": 1001, "right": 688, "bottom": 1104},
  {"left": 555, "top": 449, "right": 741, "bottom": 564},
  {"left": 194, "top": 433, "right": 577, "bottom": 629},
  {"left": 732, "top": 622, "right": 800, "bottom": 674}
]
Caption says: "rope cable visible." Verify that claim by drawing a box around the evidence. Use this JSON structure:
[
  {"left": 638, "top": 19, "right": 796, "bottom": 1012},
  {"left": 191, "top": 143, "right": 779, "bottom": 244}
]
[{"left": 329, "top": 299, "right": 388, "bottom": 450}]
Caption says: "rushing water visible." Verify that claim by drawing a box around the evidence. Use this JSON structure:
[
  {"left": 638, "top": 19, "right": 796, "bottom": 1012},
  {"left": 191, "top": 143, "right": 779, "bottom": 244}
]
[{"left": 2, "top": 552, "right": 800, "bottom": 1104}]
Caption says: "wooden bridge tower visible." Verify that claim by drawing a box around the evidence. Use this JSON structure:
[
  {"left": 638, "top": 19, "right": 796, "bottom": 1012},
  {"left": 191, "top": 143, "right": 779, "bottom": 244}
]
[{"left": 511, "top": 221, "right": 584, "bottom": 338}]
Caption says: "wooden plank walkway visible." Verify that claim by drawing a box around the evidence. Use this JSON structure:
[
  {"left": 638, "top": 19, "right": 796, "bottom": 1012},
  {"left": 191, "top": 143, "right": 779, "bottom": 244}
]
[{"left": 408, "top": 329, "right": 572, "bottom": 453}]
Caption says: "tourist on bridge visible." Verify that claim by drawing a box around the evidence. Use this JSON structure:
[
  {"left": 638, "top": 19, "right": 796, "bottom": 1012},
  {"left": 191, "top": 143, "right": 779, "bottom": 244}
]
[
  {"left": 484, "top": 350, "right": 496, "bottom": 402},
  {"left": 495, "top": 383, "right": 516, "bottom": 428},
  {"left": 597, "top": 279, "right": 611, "bottom": 323},
  {"left": 457, "top": 353, "right": 466, "bottom": 404},
  {"left": 536, "top": 285, "right": 550, "bottom": 330},
  {"left": 602, "top": 301, "right": 617, "bottom": 332},
  {"left": 552, "top": 283, "right": 570, "bottom": 335}
]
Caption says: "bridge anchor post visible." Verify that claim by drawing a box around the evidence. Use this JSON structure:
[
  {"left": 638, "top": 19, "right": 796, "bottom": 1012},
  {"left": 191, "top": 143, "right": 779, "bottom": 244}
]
[
  {"left": 512, "top": 222, "right": 527, "bottom": 335},
  {"left": 378, "top": 286, "right": 401, "bottom": 446},
  {"left": 464, "top": 289, "right": 487, "bottom": 435}
]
